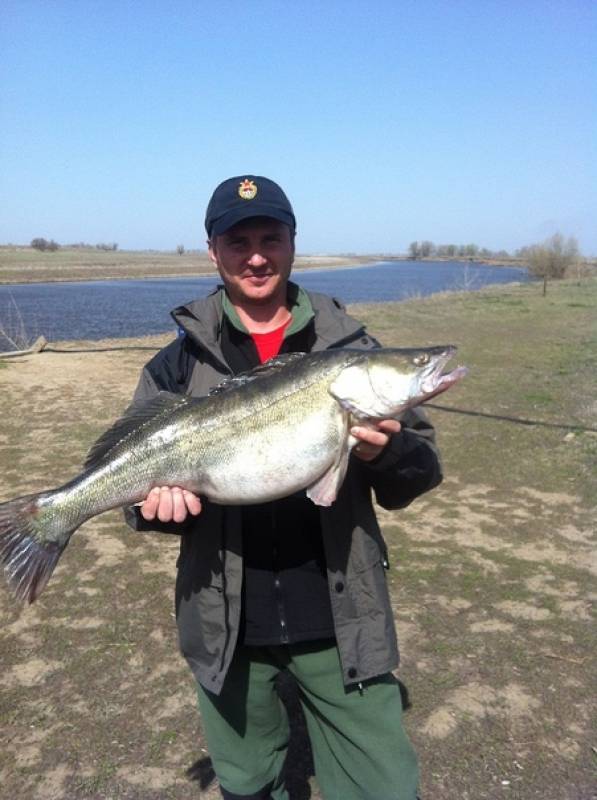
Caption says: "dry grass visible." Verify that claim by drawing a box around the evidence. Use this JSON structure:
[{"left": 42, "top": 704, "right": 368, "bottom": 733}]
[{"left": 0, "top": 247, "right": 372, "bottom": 284}]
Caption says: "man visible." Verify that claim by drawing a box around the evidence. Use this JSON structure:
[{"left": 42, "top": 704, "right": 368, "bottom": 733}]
[{"left": 125, "top": 175, "right": 442, "bottom": 799}]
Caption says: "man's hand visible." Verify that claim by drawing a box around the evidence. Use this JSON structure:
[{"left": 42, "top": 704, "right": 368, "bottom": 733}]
[
  {"left": 351, "top": 419, "right": 402, "bottom": 462},
  {"left": 140, "top": 486, "right": 203, "bottom": 523}
]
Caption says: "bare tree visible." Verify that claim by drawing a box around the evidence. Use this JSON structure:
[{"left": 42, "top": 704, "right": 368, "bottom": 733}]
[
  {"left": 526, "top": 233, "right": 580, "bottom": 295},
  {"left": 408, "top": 241, "right": 420, "bottom": 259},
  {"left": 176, "top": 244, "right": 185, "bottom": 256},
  {"left": 436, "top": 244, "right": 458, "bottom": 257}
]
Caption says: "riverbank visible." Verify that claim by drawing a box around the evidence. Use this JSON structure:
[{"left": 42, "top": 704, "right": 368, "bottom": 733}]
[
  {"left": 0, "top": 277, "right": 595, "bottom": 799},
  {"left": 0, "top": 246, "right": 530, "bottom": 285},
  {"left": 0, "top": 247, "right": 374, "bottom": 284}
]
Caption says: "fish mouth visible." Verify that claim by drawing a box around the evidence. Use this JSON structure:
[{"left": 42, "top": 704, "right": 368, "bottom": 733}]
[{"left": 420, "top": 349, "right": 468, "bottom": 402}]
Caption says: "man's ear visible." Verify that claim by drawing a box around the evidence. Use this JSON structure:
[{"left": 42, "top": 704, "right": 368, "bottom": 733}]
[{"left": 207, "top": 239, "right": 217, "bottom": 265}]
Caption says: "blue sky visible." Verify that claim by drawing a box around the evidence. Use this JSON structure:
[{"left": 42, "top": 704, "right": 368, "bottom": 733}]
[{"left": 1, "top": 0, "right": 595, "bottom": 254}]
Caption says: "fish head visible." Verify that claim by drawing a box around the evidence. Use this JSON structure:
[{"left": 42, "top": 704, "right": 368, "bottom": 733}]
[
  {"left": 329, "top": 346, "right": 467, "bottom": 419},
  {"left": 366, "top": 345, "right": 467, "bottom": 416}
]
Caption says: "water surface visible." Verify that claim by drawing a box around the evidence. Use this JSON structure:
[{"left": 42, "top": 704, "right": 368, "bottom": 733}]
[{"left": 0, "top": 260, "right": 529, "bottom": 347}]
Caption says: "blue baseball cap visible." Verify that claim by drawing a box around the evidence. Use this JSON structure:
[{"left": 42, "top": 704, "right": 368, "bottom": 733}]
[{"left": 205, "top": 175, "right": 296, "bottom": 238}]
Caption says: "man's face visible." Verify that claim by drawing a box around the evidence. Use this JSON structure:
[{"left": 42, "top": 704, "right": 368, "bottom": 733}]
[{"left": 208, "top": 217, "right": 295, "bottom": 307}]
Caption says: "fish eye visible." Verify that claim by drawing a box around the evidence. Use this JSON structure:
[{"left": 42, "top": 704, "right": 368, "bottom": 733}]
[{"left": 413, "top": 353, "right": 430, "bottom": 367}]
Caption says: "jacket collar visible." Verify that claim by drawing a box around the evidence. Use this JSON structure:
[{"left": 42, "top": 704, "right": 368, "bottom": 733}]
[
  {"left": 170, "top": 280, "right": 365, "bottom": 363},
  {"left": 220, "top": 282, "right": 315, "bottom": 336}
]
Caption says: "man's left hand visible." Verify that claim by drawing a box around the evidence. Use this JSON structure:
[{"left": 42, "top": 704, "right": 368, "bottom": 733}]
[{"left": 351, "top": 419, "right": 402, "bottom": 462}]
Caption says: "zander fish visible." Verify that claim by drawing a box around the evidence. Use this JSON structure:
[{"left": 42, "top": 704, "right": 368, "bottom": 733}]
[{"left": 0, "top": 346, "right": 466, "bottom": 603}]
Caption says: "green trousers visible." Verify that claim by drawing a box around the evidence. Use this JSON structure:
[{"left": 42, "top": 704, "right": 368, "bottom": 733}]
[{"left": 196, "top": 640, "right": 419, "bottom": 800}]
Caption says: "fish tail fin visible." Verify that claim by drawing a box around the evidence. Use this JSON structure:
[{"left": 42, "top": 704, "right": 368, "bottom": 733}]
[{"left": 0, "top": 493, "right": 70, "bottom": 604}]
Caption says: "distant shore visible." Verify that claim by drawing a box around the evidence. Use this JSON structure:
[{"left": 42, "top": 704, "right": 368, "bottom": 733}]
[{"left": 0, "top": 246, "right": 525, "bottom": 285}]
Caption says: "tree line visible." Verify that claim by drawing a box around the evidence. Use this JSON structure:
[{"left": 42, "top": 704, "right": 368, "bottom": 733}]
[
  {"left": 408, "top": 233, "right": 584, "bottom": 294},
  {"left": 29, "top": 240, "right": 189, "bottom": 254},
  {"left": 408, "top": 241, "right": 511, "bottom": 260},
  {"left": 30, "top": 238, "right": 119, "bottom": 252}
]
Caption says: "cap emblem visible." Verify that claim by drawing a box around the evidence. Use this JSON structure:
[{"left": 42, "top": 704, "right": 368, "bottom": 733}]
[{"left": 238, "top": 179, "right": 258, "bottom": 200}]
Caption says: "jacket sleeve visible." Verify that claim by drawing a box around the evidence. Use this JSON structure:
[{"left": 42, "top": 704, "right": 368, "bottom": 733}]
[
  {"left": 123, "top": 363, "right": 194, "bottom": 536},
  {"left": 356, "top": 406, "right": 443, "bottom": 510}
]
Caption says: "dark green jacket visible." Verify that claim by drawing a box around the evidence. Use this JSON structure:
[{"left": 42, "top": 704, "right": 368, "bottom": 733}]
[{"left": 125, "top": 283, "right": 442, "bottom": 694}]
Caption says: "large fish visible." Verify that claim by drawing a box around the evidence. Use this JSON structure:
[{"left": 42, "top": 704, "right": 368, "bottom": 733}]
[{"left": 0, "top": 346, "right": 466, "bottom": 603}]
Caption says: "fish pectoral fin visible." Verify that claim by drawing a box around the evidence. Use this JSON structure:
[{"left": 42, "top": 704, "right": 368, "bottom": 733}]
[
  {"left": 84, "top": 392, "right": 194, "bottom": 469},
  {"left": 306, "top": 441, "right": 351, "bottom": 507}
]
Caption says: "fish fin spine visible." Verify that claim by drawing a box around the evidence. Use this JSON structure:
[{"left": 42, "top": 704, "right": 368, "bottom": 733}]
[
  {"left": 0, "top": 493, "right": 69, "bottom": 604},
  {"left": 84, "top": 392, "right": 192, "bottom": 469},
  {"left": 209, "top": 353, "right": 308, "bottom": 396}
]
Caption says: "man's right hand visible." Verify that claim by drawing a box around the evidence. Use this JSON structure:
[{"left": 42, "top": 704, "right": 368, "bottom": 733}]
[{"left": 140, "top": 486, "right": 203, "bottom": 523}]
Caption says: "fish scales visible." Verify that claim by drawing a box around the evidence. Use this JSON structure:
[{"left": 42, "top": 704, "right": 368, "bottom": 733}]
[{"left": 195, "top": 375, "right": 346, "bottom": 503}]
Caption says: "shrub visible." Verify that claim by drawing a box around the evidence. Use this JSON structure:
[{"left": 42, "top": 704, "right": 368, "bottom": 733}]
[{"left": 525, "top": 233, "right": 581, "bottom": 295}]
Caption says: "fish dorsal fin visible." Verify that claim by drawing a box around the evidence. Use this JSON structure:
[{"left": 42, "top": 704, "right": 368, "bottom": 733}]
[
  {"left": 84, "top": 392, "right": 192, "bottom": 469},
  {"left": 209, "top": 353, "right": 307, "bottom": 396}
]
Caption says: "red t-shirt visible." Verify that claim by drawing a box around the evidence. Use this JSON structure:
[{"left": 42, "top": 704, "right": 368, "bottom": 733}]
[{"left": 250, "top": 319, "right": 291, "bottom": 363}]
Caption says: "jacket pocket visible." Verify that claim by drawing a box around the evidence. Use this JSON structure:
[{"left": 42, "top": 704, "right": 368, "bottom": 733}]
[{"left": 177, "top": 583, "right": 226, "bottom": 667}]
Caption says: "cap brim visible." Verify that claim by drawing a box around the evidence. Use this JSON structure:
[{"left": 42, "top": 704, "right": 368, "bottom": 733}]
[{"left": 210, "top": 204, "right": 295, "bottom": 237}]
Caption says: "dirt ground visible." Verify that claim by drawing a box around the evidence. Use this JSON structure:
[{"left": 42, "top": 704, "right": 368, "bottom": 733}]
[{"left": 0, "top": 281, "right": 596, "bottom": 799}]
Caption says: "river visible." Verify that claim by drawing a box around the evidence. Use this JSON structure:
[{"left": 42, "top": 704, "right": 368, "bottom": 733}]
[{"left": 0, "top": 260, "right": 529, "bottom": 348}]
